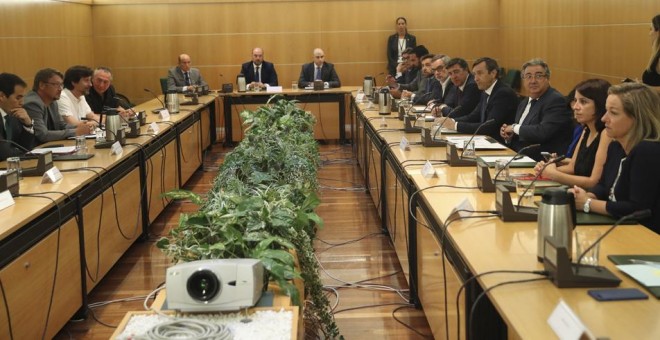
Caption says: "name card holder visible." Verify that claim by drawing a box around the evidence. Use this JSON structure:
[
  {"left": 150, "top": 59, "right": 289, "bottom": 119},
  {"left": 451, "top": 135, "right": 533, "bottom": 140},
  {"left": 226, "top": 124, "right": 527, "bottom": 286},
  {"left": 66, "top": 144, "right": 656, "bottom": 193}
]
[{"left": 41, "top": 166, "right": 63, "bottom": 184}]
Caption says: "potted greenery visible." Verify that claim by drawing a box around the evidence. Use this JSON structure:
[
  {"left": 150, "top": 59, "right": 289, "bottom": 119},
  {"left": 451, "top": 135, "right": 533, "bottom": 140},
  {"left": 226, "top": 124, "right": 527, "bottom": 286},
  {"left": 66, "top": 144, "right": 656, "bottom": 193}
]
[{"left": 158, "top": 97, "right": 341, "bottom": 339}]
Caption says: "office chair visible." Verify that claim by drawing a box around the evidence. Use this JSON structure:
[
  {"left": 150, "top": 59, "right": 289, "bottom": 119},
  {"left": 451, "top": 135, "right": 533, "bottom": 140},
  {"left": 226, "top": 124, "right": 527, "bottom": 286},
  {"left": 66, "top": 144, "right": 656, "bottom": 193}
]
[{"left": 160, "top": 77, "right": 168, "bottom": 95}]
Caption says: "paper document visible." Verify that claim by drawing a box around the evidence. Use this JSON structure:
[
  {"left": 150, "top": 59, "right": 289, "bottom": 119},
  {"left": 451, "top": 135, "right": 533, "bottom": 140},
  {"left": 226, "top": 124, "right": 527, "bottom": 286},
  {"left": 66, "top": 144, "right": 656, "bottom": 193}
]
[
  {"left": 617, "top": 264, "right": 660, "bottom": 287},
  {"left": 445, "top": 136, "right": 507, "bottom": 150},
  {"left": 479, "top": 155, "right": 536, "bottom": 164},
  {"left": 31, "top": 146, "right": 76, "bottom": 154}
]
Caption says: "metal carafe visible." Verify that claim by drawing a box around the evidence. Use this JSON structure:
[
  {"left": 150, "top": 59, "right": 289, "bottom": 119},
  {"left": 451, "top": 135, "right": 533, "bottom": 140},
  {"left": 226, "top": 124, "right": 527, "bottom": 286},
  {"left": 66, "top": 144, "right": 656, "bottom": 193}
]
[
  {"left": 537, "top": 187, "right": 576, "bottom": 262},
  {"left": 363, "top": 76, "right": 374, "bottom": 98},
  {"left": 237, "top": 74, "right": 246, "bottom": 92},
  {"left": 165, "top": 91, "right": 180, "bottom": 113},
  {"left": 105, "top": 111, "right": 121, "bottom": 142},
  {"left": 378, "top": 87, "right": 391, "bottom": 115}
]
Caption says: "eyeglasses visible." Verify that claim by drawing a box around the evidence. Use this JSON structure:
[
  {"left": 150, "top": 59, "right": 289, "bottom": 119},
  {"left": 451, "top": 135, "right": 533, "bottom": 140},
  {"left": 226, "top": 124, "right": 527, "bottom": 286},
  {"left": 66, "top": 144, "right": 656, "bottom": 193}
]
[
  {"left": 46, "top": 82, "right": 64, "bottom": 89},
  {"left": 432, "top": 66, "right": 445, "bottom": 72},
  {"left": 521, "top": 73, "right": 548, "bottom": 80}
]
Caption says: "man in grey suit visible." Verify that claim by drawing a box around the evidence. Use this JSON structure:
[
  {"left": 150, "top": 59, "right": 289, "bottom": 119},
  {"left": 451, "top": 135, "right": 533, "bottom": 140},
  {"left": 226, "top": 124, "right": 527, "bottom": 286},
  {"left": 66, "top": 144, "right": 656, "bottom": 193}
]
[
  {"left": 0, "top": 73, "right": 35, "bottom": 160},
  {"left": 500, "top": 58, "right": 573, "bottom": 161},
  {"left": 167, "top": 54, "right": 208, "bottom": 93},
  {"left": 298, "top": 48, "right": 341, "bottom": 89},
  {"left": 24, "top": 68, "right": 92, "bottom": 143}
]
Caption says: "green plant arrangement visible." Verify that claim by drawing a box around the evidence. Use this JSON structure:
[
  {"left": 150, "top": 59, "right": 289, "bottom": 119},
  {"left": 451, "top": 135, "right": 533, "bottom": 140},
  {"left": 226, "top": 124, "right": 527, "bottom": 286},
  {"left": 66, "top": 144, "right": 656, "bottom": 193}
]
[{"left": 157, "top": 96, "right": 341, "bottom": 339}]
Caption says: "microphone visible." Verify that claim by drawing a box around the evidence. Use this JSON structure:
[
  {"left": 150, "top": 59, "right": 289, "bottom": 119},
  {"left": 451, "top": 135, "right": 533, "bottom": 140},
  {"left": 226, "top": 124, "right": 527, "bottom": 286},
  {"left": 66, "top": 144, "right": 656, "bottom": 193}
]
[
  {"left": 493, "top": 144, "right": 541, "bottom": 182},
  {"left": 0, "top": 139, "right": 32, "bottom": 154},
  {"left": 144, "top": 88, "right": 166, "bottom": 112},
  {"left": 515, "top": 155, "right": 566, "bottom": 211},
  {"left": 413, "top": 91, "right": 434, "bottom": 105},
  {"left": 432, "top": 105, "right": 462, "bottom": 140},
  {"left": 459, "top": 119, "right": 496, "bottom": 158},
  {"left": 575, "top": 209, "right": 652, "bottom": 269}
]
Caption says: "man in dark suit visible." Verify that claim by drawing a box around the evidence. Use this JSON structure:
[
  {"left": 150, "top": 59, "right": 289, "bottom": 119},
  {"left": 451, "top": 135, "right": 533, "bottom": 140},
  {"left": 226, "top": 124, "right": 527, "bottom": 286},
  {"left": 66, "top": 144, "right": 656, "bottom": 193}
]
[
  {"left": 439, "top": 57, "right": 518, "bottom": 144},
  {"left": 167, "top": 54, "right": 208, "bottom": 93},
  {"left": 240, "top": 47, "right": 279, "bottom": 90},
  {"left": 402, "top": 53, "right": 437, "bottom": 105},
  {"left": 298, "top": 48, "right": 341, "bottom": 88},
  {"left": 24, "top": 68, "right": 92, "bottom": 143},
  {"left": 0, "top": 73, "right": 36, "bottom": 160},
  {"left": 500, "top": 58, "right": 573, "bottom": 161},
  {"left": 386, "top": 45, "right": 428, "bottom": 99},
  {"left": 434, "top": 58, "right": 480, "bottom": 118},
  {"left": 429, "top": 54, "right": 453, "bottom": 104}
]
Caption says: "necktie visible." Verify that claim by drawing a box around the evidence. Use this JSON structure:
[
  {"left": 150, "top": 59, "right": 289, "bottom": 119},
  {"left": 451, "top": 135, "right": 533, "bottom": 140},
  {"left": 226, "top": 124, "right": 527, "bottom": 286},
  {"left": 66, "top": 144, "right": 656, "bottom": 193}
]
[
  {"left": 0, "top": 115, "right": 6, "bottom": 140},
  {"left": 480, "top": 93, "right": 489, "bottom": 122},
  {"left": 457, "top": 89, "right": 463, "bottom": 104},
  {"left": 255, "top": 66, "right": 260, "bottom": 83},
  {"left": 184, "top": 71, "right": 191, "bottom": 86},
  {"left": 315, "top": 67, "right": 322, "bottom": 80},
  {"left": 519, "top": 98, "right": 537, "bottom": 125}
]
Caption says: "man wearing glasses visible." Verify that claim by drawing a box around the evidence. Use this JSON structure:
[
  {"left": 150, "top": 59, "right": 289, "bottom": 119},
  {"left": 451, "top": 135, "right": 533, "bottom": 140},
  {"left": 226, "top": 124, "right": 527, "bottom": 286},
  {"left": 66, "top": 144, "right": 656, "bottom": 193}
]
[
  {"left": 428, "top": 54, "right": 452, "bottom": 104},
  {"left": 500, "top": 58, "right": 573, "bottom": 161},
  {"left": 24, "top": 68, "right": 92, "bottom": 143}
]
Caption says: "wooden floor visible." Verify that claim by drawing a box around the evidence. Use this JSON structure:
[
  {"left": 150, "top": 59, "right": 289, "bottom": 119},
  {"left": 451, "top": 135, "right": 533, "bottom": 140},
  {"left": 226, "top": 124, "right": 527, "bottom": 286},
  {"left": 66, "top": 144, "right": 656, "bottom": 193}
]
[{"left": 53, "top": 143, "right": 433, "bottom": 339}]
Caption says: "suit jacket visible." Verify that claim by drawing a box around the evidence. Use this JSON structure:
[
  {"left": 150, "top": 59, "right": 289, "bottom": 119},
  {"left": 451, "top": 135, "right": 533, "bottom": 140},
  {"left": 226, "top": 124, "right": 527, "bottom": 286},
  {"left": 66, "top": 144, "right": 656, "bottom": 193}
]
[
  {"left": 240, "top": 61, "right": 279, "bottom": 86},
  {"left": 412, "top": 76, "right": 436, "bottom": 104},
  {"left": 298, "top": 62, "right": 341, "bottom": 88},
  {"left": 429, "top": 78, "right": 453, "bottom": 104},
  {"left": 387, "top": 33, "right": 416, "bottom": 76},
  {"left": 454, "top": 80, "right": 518, "bottom": 144},
  {"left": 24, "top": 91, "right": 77, "bottom": 143},
  {"left": 167, "top": 66, "right": 208, "bottom": 93},
  {"left": 510, "top": 86, "right": 573, "bottom": 161},
  {"left": 0, "top": 113, "right": 35, "bottom": 161},
  {"left": 440, "top": 74, "right": 480, "bottom": 118}
]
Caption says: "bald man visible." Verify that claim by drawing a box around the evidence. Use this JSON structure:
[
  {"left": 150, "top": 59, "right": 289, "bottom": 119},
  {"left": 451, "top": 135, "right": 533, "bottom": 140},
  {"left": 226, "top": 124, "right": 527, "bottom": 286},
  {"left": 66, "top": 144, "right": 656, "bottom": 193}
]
[
  {"left": 297, "top": 48, "right": 341, "bottom": 89},
  {"left": 240, "top": 47, "right": 279, "bottom": 90},
  {"left": 167, "top": 53, "right": 207, "bottom": 93}
]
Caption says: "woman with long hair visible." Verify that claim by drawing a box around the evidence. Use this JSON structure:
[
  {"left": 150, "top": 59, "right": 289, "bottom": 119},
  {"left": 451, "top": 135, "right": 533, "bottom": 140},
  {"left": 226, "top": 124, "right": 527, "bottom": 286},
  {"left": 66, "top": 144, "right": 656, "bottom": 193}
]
[
  {"left": 642, "top": 14, "right": 660, "bottom": 86},
  {"left": 386, "top": 17, "right": 416, "bottom": 76}
]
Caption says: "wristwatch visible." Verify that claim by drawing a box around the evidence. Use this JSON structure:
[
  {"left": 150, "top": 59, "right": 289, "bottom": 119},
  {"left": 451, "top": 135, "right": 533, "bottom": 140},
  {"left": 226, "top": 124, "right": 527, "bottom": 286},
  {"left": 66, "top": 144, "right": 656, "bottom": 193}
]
[{"left": 583, "top": 198, "right": 592, "bottom": 213}]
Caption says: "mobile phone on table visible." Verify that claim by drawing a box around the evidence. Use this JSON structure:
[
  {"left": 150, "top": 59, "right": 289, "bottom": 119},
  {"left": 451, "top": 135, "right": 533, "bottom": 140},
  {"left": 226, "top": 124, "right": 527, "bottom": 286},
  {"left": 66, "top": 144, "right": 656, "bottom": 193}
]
[{"left": 587, "top": 288, "right": 648, "bottom": 301}]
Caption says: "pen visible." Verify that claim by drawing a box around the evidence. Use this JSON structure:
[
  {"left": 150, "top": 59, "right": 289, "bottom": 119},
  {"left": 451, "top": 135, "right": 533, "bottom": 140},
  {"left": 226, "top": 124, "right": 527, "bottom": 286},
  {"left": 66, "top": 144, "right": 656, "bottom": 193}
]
[{"left": 629, "top": 259, "right": 660, "bottom": 268}]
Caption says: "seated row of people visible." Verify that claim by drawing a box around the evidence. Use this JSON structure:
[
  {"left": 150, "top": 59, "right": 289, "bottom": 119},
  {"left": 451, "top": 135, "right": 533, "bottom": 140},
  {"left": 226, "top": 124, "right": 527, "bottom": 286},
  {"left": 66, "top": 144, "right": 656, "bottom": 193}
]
[{"left": 166, "top": 48, "right": 341, "bottom": 93}]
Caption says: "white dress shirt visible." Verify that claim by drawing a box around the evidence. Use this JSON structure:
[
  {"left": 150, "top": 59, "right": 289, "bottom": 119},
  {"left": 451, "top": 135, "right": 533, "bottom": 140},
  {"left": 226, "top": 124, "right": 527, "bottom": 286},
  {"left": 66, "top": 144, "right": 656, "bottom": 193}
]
[{"left": 58, "top": 88, "right": 93, "bottom": 121}]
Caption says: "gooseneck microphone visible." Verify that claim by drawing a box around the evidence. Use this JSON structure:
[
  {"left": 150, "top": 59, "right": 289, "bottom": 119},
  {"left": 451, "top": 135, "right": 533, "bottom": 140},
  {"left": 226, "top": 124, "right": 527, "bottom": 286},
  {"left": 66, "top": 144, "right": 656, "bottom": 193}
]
[
  {"left": 459, "top": 119, "right": 496, "bottom": 158},
  {"left": 0, "top": 139, "right": 32, "bottom": 154},
  {"left": 144, "top": 88, "right": 166, "bottom": 112},
  {"left": 492, "top": 144, "right": 541, "bottom": 182},
  {"left": 432, "top": 105, "right": 461, "bottom": 140},
  {"left": 515, "top": 155, "right": 566, "bottom": 210},
  {"left": 575, "top": 209, "right": 652, "bottom": 269}
]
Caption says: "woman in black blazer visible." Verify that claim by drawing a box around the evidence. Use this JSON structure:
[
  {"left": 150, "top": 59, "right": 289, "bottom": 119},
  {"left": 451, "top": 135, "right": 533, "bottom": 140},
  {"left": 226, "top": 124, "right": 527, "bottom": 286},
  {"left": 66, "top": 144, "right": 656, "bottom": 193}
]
[{"left": 387, "top": 17, "right": 416, "bottom": 76}]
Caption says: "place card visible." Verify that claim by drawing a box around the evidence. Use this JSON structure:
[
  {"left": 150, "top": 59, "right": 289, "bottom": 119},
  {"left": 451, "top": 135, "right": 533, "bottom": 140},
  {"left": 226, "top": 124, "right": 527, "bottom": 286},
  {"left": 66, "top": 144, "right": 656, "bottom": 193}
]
[
  {"left": 110, "top": 141, "right": 123, "bottom": 155},
  {"left": 547, "top": 299, "right": 595, "bottom": 340},
  {"left": 159, "top": 109, "right": 170, "bottom": 121},
  {"left": 399, "top": 136, "right": 410, "bottom": 151},
  {"left": 41, "top": 166, "right": 63, "bottom": 184},
  {"left": 0, "top": 190, "right": 15, "bottom": 211},
  {"left": 421, "top": 160, "right": 436, "bottom": 178},
  {"left": 148, "top": 122, "right": 160, "bottom": 134}
]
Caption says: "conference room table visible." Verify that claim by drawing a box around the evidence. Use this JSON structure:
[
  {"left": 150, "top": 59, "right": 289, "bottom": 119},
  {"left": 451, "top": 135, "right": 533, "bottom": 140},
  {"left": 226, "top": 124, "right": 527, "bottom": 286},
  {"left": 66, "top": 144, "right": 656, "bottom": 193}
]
[
  {"left": 0, "top": 92, "right": 217, "bottom": 339},
  {"left": 352, "top": 95, "right": 660, "bottom": 339},
  {"left": 218, "top": 87, "right": 353, "bottom": 145}
]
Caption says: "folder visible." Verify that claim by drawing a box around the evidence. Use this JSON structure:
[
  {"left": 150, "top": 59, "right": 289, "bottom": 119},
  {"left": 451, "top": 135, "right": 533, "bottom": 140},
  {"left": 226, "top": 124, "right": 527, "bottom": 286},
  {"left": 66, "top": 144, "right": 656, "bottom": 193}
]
[{"left": 608, "top": 255, "right": 660, "bottom": 299}]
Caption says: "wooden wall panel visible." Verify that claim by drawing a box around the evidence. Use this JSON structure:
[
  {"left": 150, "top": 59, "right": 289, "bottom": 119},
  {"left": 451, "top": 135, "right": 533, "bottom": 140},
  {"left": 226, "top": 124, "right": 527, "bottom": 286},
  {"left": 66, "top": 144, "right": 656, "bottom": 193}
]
[{"left": 0, "top": 1, "right": 93, "bottom": 85}]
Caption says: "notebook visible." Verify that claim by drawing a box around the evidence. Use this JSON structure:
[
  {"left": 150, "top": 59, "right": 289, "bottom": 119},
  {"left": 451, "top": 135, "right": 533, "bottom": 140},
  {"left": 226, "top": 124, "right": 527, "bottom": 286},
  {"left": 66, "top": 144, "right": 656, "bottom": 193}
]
[{"left": 608, "top": 255, "right": 660, "bottom": 299}]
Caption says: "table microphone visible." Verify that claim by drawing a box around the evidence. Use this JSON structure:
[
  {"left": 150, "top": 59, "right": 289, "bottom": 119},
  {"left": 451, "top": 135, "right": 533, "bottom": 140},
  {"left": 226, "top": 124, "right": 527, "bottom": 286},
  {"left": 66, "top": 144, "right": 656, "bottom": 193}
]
[
  {"left": 432, "top": 105, "right": 461, "bottom": 140},
  {"left": 575, "top": 209, "right": 652, "bottom": 271},
  {"left": 515, "top": 155, "right": 566, "bottom": 211},
  {"left": 1, "top": 139, "right": 32, "bottom": 154},
  {"left": 144, "top": 88, "right": 166, "bottom": 112},
  {"left": 459, "top": 119, "right": 496, "bottom": 158},
  {"left": 492, "top": 143, "right": 541, "bottom": 182}
]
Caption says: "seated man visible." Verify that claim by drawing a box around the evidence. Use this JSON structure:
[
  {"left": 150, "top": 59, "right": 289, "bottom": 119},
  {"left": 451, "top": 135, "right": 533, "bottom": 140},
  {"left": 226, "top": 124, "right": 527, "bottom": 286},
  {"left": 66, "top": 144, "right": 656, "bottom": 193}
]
[
  {"left": 434, "top": 57, "right": 480, "bottom": 118},
  {"left": 438, "top": 57, "right": 518, "bottom": 144},
  {"left": 0, "top": 73, "right": 35, "bottom": 160},
  {"left": 402, "top": 53, "right": 437, "bottom": 105},
  {"left": 58, "top": 65, "right": 99, "bottom": 125},
  {"left": 167, "top": 53, "right": 208, "bottom": 93},
  {"left": 386, "top": 45, "right": 428, "bottom": 99},
  {"left": 298, "top": 48, "right": 341, "bottom": 88},
  {"left": 500, "top": 58, "right": 574, "bottom": 161},
  {"left": 240, "top": 47, "right": 279, "bottom": 90},
  {"left": 85, "top": 66, "right": 132, "bottom": 118},
  {"left": 428, "top": 54, "right": 453, "bottom": 104},
  {"left": 24, "top": 68, "right": 93, "bottom": 143},
  {"left": 394, "top": 47, "right": 415, "bottom": 84}
]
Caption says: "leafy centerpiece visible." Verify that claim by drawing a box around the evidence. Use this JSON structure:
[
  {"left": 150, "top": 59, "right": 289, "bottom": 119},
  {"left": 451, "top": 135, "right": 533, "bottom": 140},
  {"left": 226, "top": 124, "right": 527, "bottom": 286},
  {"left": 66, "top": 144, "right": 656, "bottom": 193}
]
[{"left": 157, "top": 96, "right": 340, "bottom": 338}]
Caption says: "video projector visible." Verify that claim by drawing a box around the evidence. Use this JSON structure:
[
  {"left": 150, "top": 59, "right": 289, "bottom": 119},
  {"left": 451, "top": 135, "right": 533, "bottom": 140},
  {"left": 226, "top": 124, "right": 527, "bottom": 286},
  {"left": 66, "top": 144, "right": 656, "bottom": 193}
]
[{"left": 166, "top": 258, "right": 265, "bottom": 312}]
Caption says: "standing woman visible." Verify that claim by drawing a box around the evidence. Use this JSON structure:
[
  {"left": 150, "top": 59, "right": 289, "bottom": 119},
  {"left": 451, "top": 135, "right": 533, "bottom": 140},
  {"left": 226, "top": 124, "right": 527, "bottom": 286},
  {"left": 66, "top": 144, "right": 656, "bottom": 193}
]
[
  {"left": 387, "top": 17, "right": 416, "bottom": 76},
  {"left": 572, "top": 83, "right": 660, "bottom": 234},
  {"left": 642, "top": 14, "right": 660, "bottom": 87},
  {"left": 535, "top": 79, "right": 612, "bottom": 189}
]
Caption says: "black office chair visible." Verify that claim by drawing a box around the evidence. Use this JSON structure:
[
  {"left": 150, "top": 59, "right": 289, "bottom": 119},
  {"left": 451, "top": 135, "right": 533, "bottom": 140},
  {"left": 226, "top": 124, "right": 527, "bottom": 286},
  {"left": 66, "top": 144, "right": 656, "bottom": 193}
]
[
  {"left": 502, "top": 69, "right": 521, "bottom": 92},
  {"left": 115, "top": 93, "right": 134, "bottom": 108},
  {"left": 160, "top": 77, "right": 168, "bottom": 95}
]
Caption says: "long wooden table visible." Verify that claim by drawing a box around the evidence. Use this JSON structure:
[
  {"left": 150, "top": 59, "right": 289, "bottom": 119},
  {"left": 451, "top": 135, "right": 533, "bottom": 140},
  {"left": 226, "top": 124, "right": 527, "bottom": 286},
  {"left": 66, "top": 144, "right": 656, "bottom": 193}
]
[
  {"left": 219, "top": 87, "right": 354, "bottom": 145},
  {"left": 0, "top": 93, "right": 217, "bottom": 339},
  {"left": 353, "top": 96, "right": 660, "bottom": 339}
]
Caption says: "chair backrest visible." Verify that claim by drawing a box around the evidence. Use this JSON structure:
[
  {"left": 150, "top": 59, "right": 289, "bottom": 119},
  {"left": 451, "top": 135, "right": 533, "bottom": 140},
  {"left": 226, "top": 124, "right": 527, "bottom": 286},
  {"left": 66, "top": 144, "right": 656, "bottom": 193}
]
[
  {"left": 159, "top": 77, "right": 168, "bottom": 95},
  {"left": 115, "top": 93, "right": 134, "bottom": 107},
  {"left": 502, "top": 69, "right": 521, "bottom": 92}
]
